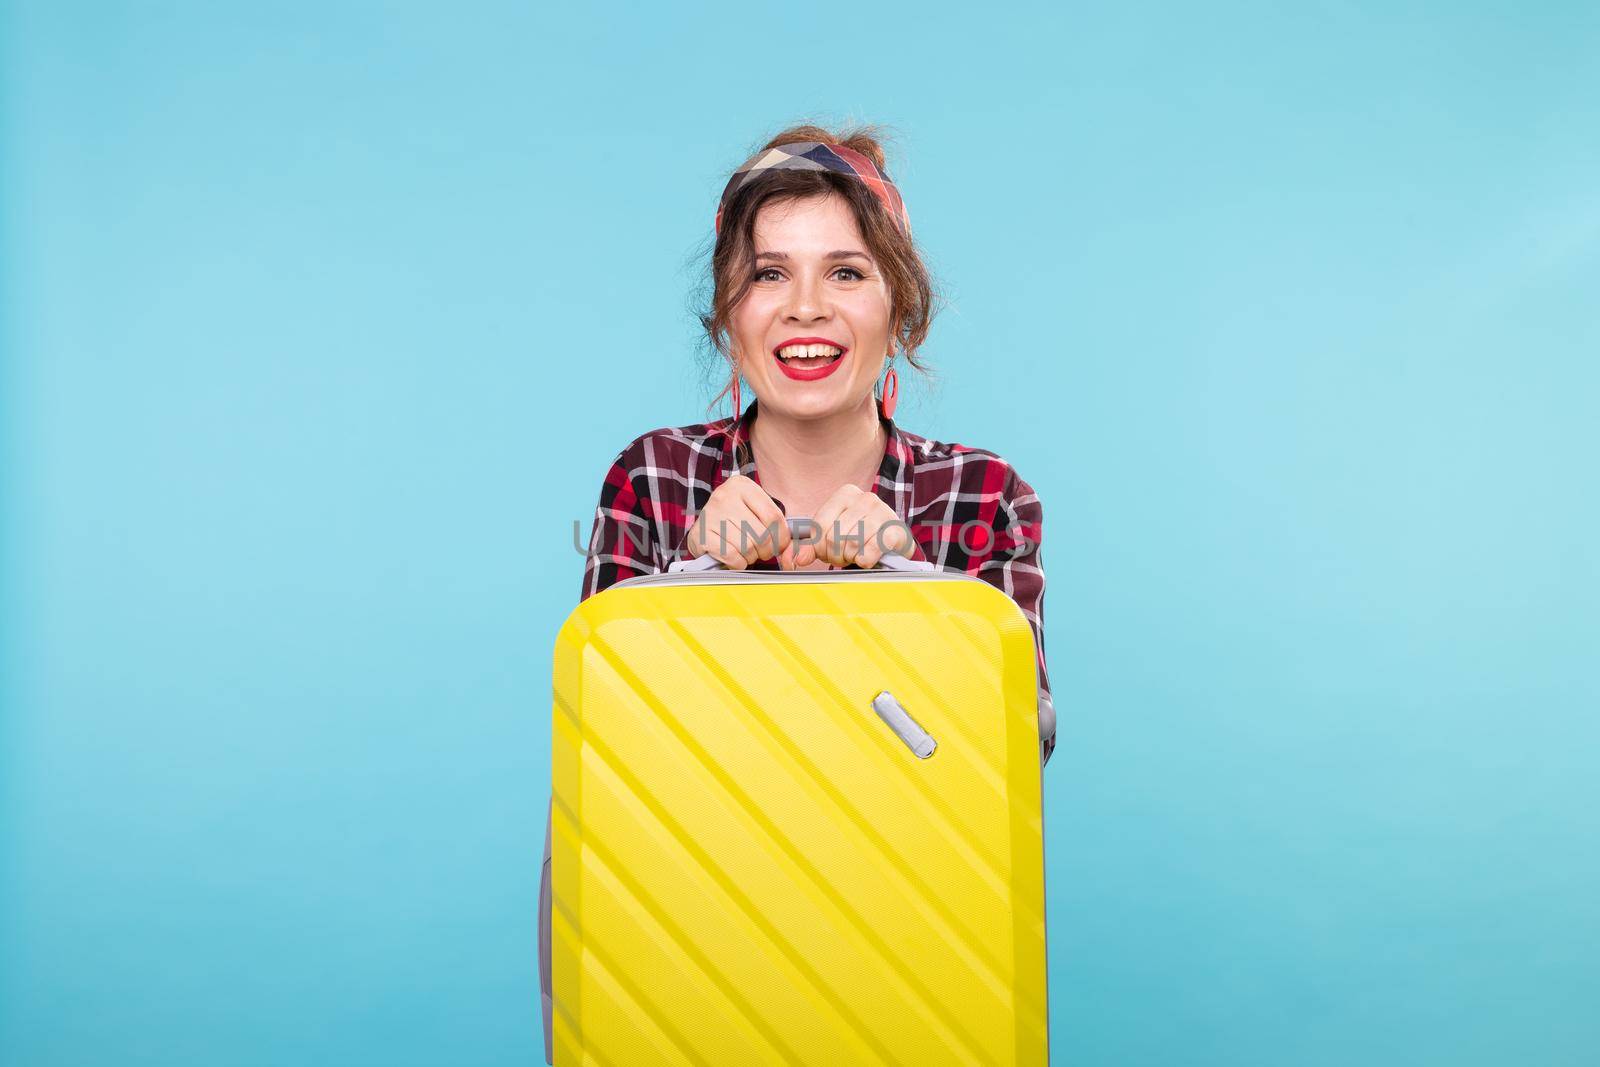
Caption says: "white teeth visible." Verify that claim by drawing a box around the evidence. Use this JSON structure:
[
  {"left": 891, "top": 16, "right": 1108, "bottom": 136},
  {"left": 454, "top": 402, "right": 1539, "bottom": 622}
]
[{"left": 777, "top": 343, "right": 844, "bottom": 360}]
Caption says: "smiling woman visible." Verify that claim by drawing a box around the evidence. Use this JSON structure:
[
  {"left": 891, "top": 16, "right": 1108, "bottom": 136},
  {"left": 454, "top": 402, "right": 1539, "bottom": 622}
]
[
  {"left": 544, "top": 122, "right": 1058, "bottom": 1064},
  {"left": 576, "top": 125, "right": 1054, "bottom": 724}
]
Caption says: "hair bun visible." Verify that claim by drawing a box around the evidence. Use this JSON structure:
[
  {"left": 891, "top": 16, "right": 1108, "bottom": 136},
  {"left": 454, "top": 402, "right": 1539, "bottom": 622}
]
[{"left": 763, "top": 123, "right": 893, "bottom": 175}]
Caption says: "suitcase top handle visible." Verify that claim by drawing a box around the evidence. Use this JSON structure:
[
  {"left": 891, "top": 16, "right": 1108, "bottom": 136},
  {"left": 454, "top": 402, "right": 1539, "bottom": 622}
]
[{"left": 668, "top": 516, "right": 937, "bottom": 574}]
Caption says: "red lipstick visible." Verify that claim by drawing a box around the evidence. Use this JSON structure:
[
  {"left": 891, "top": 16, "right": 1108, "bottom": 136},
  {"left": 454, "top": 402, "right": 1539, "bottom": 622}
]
[{"left": 772, "top": 337, "right": 848, "bottom": 382}]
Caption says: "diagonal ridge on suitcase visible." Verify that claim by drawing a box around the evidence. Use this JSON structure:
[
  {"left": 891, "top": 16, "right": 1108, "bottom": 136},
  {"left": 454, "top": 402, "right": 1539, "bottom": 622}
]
[
  {"left": 666, "top": 618, "right": 1020, "bottom": 1007},
  {"left": 550, "top": 794, "right": 797, "bottom": 1067},
  {"left": 847, "top": 584, "right": 1048, "bottom": 856},
  {"left": 547, "top": 858, "right": 703, "bottom": 1067},
  {"left": 753, "top": 619, "right": 1013, "bottom": 895},
  {"left": 836, "top": 607, "right": 1008, "bottom": 794},
  {"left": 588, "top": 633, "right": 1003, "bottom": 1067},
  {"left": 742, "top": 614, "right": 1049, "bottom": 1032},
  {"left": 559, "top": 691, "right": 910, "bottom": 1067},
  {"left": 894, "top": 583, "right": 1040, "bottom": 725},
  {"left": 843, "top": 609, "right": 1044, "bottom": 847}
]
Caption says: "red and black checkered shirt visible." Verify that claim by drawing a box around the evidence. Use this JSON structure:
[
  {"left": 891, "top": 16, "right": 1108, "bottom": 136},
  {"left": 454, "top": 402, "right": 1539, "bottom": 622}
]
[{"left": 579, "top": 396, "right": 1054, "bottom": 762}]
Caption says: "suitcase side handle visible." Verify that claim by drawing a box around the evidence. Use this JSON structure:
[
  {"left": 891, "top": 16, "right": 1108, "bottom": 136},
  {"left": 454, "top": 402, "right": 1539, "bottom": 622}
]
[
  {"left": 668, "top": 515, "right": 936, "bottom": 574},
  {"left": 539, "top": 802, "right": 554, "bottom": 1064}
]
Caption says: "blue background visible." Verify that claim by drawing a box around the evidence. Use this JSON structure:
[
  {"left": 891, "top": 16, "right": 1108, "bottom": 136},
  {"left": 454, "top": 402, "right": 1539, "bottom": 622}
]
[{"left": 3, "top": 2, "right": 1596, "bottom": 1064}]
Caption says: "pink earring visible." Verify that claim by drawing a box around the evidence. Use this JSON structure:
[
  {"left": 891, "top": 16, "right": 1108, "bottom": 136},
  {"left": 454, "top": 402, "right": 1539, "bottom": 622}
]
[
  {"left": 731, "top": 373, "right": 742, "bottom": 419},
  {"left": 879, "top": 360, "right": 899, "bottom": 420}
]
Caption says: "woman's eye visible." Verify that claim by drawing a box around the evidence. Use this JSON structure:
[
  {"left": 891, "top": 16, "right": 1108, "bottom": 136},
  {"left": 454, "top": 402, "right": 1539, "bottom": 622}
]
[{"left": 753, "top": 266, "right": 865, "bottom": 282}]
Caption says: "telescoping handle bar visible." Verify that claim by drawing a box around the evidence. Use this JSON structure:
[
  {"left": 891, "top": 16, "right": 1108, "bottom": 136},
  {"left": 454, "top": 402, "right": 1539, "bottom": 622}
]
[{"left": 667, "top": 515, "right": 936, "bottom": 574}]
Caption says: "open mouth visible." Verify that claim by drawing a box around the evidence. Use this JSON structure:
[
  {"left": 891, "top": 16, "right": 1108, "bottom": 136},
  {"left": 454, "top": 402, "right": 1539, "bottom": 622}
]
[{"left": 773, "top": 342, "right": 846, "bottom": 381}]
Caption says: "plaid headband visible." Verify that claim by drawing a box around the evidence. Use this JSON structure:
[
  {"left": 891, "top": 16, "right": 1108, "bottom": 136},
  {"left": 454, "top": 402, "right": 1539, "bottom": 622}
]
[{"left": 714, "top": 141, "right": 912, "bottom": 238}]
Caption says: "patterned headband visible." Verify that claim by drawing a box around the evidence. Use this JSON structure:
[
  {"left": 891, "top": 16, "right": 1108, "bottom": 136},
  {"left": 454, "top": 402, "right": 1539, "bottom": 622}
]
[{"left": 714, "top": 141, "right": 912, "bottom": 238}]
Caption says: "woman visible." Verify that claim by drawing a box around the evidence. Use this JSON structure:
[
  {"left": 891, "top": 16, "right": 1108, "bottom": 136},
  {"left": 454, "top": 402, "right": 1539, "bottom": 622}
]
[
  {"left": 577, "top": 125, "right": 1055, "bottom": 763},
  {"left": 542, "top": 125, "right": 1057, "bottom": 1060}
]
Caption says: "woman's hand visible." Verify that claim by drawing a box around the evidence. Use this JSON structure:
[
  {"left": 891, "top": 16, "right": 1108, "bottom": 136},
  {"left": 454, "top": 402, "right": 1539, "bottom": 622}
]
[
  {"left": 685, "top": 475, "right": 796, "bottom": 570},
  {"left": 793, "top": 485, "right": 914, "bottom": 569}
]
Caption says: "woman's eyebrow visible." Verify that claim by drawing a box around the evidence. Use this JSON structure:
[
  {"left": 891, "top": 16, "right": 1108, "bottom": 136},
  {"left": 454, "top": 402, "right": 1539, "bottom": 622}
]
[{"left": 754, "top": 250, "right": 873, "bottom": 262}]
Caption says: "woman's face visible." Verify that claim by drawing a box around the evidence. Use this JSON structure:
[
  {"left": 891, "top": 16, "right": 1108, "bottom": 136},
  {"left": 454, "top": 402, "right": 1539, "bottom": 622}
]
[{"left": 730, "top": 192, "right": 894, "bottom": 421}]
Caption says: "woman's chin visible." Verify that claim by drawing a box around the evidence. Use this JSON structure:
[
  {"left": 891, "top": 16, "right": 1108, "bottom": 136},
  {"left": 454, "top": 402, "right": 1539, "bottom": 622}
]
[{"left": 761, "top": 388, "right": 867, "bottom": 420}]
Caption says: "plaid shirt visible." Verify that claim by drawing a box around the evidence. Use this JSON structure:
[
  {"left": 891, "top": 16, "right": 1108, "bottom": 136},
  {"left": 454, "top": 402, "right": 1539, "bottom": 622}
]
[{"left": 579, "top": 396, "right": 1055, "bottom": 763}]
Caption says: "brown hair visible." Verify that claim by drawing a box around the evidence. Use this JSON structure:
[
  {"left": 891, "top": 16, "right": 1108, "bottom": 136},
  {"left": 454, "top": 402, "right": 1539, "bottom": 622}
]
[{"left": 697, "top": 123, "right": 941, "bottom": 417}]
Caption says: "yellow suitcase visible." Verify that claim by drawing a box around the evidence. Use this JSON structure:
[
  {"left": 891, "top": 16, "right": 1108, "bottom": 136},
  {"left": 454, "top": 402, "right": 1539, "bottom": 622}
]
[{"left": 541, "top": 524, "right": 1051, "bottom": 1066}]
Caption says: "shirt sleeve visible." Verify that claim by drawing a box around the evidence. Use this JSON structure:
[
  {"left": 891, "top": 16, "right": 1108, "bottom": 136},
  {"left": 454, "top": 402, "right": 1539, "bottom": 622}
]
[
  {"left": 969, "top": 467, "right": 1055, "bottom": 765},
  {"left": 579, "top": 447, "right": 659, "bottom": 603}
]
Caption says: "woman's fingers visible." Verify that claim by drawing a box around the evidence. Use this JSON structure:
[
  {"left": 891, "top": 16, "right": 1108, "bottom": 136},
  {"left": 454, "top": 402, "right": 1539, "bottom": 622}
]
[
  {"left": 791, "top": 516, "right": 820, "bottom": 567},
  {"left": 692, "top": 475, "right": 792, "bottom": 569},
  {"left": 711, "top": 504, "right": 762, "bottom": 568},
  {"left": 792, "top": 511, "right": 823, "bottom": 567},
  {"left": 696, "top": 478, "right": 911, "bottom": 572},
  {"left": 706, "top": 507, "right": 749, "bottom": 569},
  {"left": 694, "top": 479, "right": 750, "bottom": 568},
  {"left": 854, "top": 503, "right": 889, "bottom": 569},
  {"left": 838, "top": 493, "right": 889, "bottom": 568},
  {"left": 737, "top": 482, "right": 792, "bottom": 567},
  {"left": 810, "top": 485, "right": 868, "bottom": 566},
  {"left": 857, "top": 494, "right": 914, "bottom": 568},
  {"left": 804, "top": 488, "right": 908, "bottom": 569}
]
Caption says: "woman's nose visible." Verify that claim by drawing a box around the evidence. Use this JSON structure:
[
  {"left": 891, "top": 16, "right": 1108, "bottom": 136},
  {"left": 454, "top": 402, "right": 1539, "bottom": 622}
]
[{"left": 784, "top": 271, "right": 830, "bottom": 322}]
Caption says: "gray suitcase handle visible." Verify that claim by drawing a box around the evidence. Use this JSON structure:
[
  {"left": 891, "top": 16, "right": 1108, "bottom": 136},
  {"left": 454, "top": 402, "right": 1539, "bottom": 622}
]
[
  {"left": 539, "top": 804, "right": 553, "bottom": 1065},
  {"left": 668, "top": 515, "right": 935, "bottom": 573}
]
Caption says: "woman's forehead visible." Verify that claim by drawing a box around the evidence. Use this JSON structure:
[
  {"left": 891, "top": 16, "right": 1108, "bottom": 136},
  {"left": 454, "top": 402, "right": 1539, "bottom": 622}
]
[{"left": 752, "top": 193, "right": 862, "bottom": 248}]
